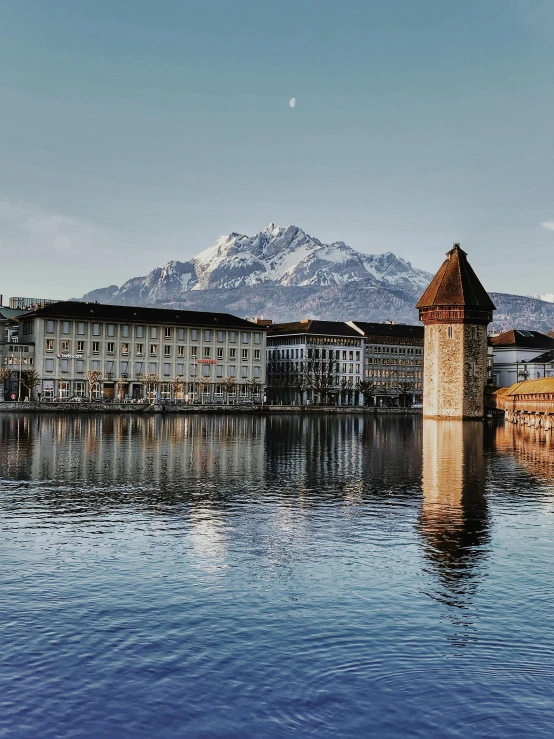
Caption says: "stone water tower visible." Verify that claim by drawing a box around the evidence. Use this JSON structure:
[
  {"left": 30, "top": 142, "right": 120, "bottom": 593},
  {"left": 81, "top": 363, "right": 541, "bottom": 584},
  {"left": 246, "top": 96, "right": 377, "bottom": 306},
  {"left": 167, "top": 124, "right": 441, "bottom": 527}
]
[{"left": 416, "top": 244, "right": 495, "bottom": 419}]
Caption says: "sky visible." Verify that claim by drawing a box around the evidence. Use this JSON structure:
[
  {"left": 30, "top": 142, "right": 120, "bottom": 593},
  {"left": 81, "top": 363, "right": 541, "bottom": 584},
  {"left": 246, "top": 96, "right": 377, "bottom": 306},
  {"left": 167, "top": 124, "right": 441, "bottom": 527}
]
[{"left": 1, "top": 0, "right": 553, "bottom": 299}]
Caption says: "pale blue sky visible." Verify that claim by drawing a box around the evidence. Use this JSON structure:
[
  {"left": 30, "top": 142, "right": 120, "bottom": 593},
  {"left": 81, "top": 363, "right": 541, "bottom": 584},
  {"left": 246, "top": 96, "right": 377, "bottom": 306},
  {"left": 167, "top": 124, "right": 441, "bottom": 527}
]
[{"left": 1, "top": 0, "right": 553, "bottom": 299}]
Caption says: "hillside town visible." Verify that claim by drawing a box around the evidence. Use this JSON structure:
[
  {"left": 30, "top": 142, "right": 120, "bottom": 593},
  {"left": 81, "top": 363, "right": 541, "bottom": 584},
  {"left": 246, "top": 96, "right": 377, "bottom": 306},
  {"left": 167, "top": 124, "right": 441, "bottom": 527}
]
[{"left": 1, "top": 292, "right": 553, "bottom": 406}]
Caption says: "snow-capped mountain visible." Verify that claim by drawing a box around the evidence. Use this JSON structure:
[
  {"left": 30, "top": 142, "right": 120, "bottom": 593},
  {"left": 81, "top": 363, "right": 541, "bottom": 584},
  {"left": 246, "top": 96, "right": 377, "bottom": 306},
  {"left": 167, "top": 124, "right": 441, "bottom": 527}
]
[
  {"left": 81, "top": 224, "right": 432, "bottom": 304},
  {"left": 531, "top": 294, "right": 554, "bottom": 303}
]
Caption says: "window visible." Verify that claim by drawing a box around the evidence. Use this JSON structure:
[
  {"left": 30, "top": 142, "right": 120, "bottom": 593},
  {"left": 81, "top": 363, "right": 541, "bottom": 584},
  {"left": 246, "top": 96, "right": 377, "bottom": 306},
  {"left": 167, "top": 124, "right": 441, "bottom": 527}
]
[
  {"left": 216, "top": 364, "right": 223, "bottom": 377},
  {"left": 177, "top": 328, "right": 186, "bottom": 341},
  {"left": 107, "top": 342, "right": 115, "bottom": 354},
  {"left": 217, "top": 331, "right": 224, "bottom": 342},
  {"left": 254, "top": 332, "right": 261, "bottom": 344},
  {"left": 191, "top": 329, "right": 198, "bottom": 341},
  {"left": 121, "top": 343, "right": 129, "bottom": 355},
  {"left": 203, "top": 347, "right": 211, "bottom": 358},
  {"left": 204, "top": 330, "right": 212, "bottom": 341},
  {"left": 164, "top": 346, "right": 171, "bottom": 358},
  {"left": 190, "top": 364, "right": 197, "bottom": 377},
  {"left": 92, "top": 341, "right": 100, "bottom": 354},
  {"left": 177, "top": 346, "right": 185, "bottom": 357},
  {"left": 148, "top": 362, "right": 157, "bottom": 373},
  {"left": 92, "top": 323, "right": 101, "bottom": 336},
  {"left": 254, "top": 349, "right": 261, "bottom": 361},
  {"left": 342, "top": 351, "right": 347, "bottom": 360},
  {"left": 45, "top": 359, "right": 54, "bottom": 372},
  {"left": 241, "top": 366, "right": 248, "bottom": 378},
  {"left": 77, "top": 341, "right": 84, "bottom": 353},
  {"left": 253, "top": 366, "right": 261, "bottom": 378},
  {"left": 77, "top": 322, "right": 86, "bottom": 335},
  {"left": 176, "top": 363, "right": 184, "bottom": 375},
  {"left": 23, "top": 321, "right": 33, "bottom": 335},
  {"left": 135, "top": 362, "right": 144, "bottom": 376},
  {"left": 217, "top": 347, "right": 223, "bottom": 359},
  {"left": 61, "top": 321, "right": 70, "bottom": 334},
  {"left": 136, "top": 343, "right": 144, "bottom": 356},
  {"left": 121, "top": 361, "right": 129, "bottom": 374},
  {"left": 242, "top": 332, "right": 249, "bottom": 344},
  {"left": 76, "top": 360, "right": 84, "bottom": 373},
  {"left": 242, "top": 349, "right": 248, "bottom": 360},
  {"left": 61, "top": 340, "right": 70, "bottom": 352},
  {"left": 60, "top": 359, "right": 69, "bottom": 373},
  {"left": 121, "top": 325, "right": 130, "bottom": 338},
  {"left": 150, "top": 344, "right": 158, "bottom": 356},
  {"left": 91, "top": 360, "right": 100, "bottom": 370},
  {"left": 150, "top": 327, "right": 158, "bottom": 339},
  {"left": 229, "top": 366, "right": 236, "bottom": 377},
  {"left": 202, "top": 364, "right": 210, "bottom": 377},
  {"left": 229, "top": 348, "right": 236, "bottom": 360},
  {"left": 163, "top": 363, "right": 171, "bottom": 376},
  {"left": 447, "top": 326, "right": 453, "bottom": 339},
  {"left": 107, "top": 324, "right": 115, "bottom": 337},
  {"left": 74, "top": 381, "right": 86, "bottom": 396},
  {"left": 46, "top": 320, "right": 55, "bottom": 334},
  {"left": 191, "top": 347, "right": 197, "bottom": 359},
  {"left": 105, "top": 360, "right": 114, "bottom": 375},
  {"left": 58, "top": 382, "right": 70, "bottom": 399},
  {"left": 136, "top": 326, "right": 144, "bottom": 338},
  {"left": 45, "top": 339, "right": 54, "bottom": 352},
  {"left": 164, "top": 327, "right": 172, "bottom": 339},
  {"left": 229, "top": 332, "right": 237, "bottom": 343}
]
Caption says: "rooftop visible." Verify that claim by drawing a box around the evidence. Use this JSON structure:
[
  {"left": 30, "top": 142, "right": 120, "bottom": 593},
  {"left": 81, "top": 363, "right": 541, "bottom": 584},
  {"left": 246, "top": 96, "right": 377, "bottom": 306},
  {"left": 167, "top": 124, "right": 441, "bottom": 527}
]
[
  {"left": 500, "top": 378, "right": 554, "bottom": 396},
  {"left": 416, "top": 244, "right": 496, "bottom": 311},
  {"left": 23, "top": 301, "right": 264, "bottom": 330},
  {"left": 490, "top": 330, "right": 554, "bottom": 349},
  {"left": 528, "top": 349, "right": 554, "bottom": 364},
  {"left": 268, "top": 320, "right": 361, "bottom": 338},
  {"left": 348, "top": 321, "right": 423, "bottom": 340}
]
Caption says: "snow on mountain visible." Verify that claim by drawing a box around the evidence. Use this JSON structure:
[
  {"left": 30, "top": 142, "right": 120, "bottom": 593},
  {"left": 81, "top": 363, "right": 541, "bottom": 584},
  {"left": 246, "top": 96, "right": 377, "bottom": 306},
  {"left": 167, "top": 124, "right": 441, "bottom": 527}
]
[
  {"left": 531, "top": 294, "right": 554, "bottom": 303},
  {"left": 81, "top": 224, "right": 433, "bottom": 305}
]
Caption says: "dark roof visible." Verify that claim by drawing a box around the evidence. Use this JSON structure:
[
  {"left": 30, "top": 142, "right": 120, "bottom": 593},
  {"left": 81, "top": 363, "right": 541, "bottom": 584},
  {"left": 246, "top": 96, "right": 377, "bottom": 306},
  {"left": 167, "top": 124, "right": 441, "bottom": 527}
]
[
  {"left": 23, "top": 301, "right": 264, "bottom": 330},
  {"left": 0, "top": 307, "right": 26, "bottom": 320},
  {"left": 349, "top": 321, "right": 424, "bottom": 340},
  {"left": 528, "top": 349, "right": 554, "bottom": 364},
  {"left": 490, "top": 330, "right": 554, "bottom": 349},
  {"left": 416, "top": 244, "right": 496, "bottom": 311},
  {"left": 268, "top": 320, "right": 361, "bottom": 338}
]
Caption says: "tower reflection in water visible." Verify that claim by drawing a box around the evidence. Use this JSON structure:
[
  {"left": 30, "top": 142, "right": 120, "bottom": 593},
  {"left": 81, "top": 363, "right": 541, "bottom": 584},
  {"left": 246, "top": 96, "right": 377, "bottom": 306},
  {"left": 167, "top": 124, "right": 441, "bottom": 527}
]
[{"left": 419, "top": 420, "right": 489, "bottom": 612}]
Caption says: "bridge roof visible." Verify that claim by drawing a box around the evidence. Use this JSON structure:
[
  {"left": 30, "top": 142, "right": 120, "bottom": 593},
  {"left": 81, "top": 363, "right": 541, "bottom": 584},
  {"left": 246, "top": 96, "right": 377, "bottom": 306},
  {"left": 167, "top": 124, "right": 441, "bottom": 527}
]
[
  {"left": 501, "top": 378, "right": 554, "bottom": 396},
  {"left": 416, "top": 244, "right": 496, "bottom": 311}
]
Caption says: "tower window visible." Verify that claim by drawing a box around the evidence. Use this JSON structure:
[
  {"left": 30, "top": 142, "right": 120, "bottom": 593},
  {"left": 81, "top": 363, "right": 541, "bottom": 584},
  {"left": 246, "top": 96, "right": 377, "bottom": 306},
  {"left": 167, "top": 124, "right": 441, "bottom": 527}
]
[{"left": 447, "top": 327, "right": 453, "bottom": 339}]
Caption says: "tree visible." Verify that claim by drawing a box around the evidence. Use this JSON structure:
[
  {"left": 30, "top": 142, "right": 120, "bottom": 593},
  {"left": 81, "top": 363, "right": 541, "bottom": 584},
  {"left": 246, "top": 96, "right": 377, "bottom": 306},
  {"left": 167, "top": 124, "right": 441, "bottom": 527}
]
[
  {"left": 303, "top": 355, "right": 341, "bottom": 405},
  {"left": 221, "top": 376, "right": 236, "bottom": 405},
  {"left": 87, "top": 369, "right": 102, "bottom": 400},
  {"left": 143, "top": 373, "right": 160, "bottom": 401},
  {"left": 248, "top": 378, "right": 263, "bottom": 403},
  {"left": 172, "top": 375, "right": 186, "bottom": 402},
  {"left": 0, "top": 367, "right": 11, "bottom": 401},
  {"left": 196, "top": 377, "right": 209, "bottom": 404},
  {"left": 397, "top": 381, "right": 415, "bottom": 408},
  {"left": 357, "top": 380, "right": 376, "bottom": 407},
  {"left": 21, "top": 369, "right": 41, "bottom": 399}
]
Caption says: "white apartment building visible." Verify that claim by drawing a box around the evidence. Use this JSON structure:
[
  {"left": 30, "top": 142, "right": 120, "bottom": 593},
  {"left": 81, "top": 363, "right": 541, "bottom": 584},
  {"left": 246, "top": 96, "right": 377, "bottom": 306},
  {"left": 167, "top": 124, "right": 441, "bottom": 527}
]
[
  {"left": 490, "top": 330, "right": 554, "bottom": 388},
  {"left": 16, "top": 302, "right": 267, "bottom": 401},
  {"left": 266, "top": 320, "right": 364, "bottom": 405}
]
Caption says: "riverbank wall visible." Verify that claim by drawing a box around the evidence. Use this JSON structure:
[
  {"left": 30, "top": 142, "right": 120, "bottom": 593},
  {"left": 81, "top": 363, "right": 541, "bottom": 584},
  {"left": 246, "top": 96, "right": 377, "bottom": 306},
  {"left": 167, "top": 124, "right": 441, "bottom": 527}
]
[{"left": 0, "top": 402, "right": 422, "bottom": 415}]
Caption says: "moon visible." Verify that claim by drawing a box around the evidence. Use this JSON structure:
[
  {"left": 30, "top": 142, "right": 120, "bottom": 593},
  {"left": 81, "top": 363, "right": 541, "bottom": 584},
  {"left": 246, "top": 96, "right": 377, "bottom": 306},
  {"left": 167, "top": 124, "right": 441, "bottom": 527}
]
[{"left": 289, "top": 97, "right": 296, "bottom": 108}]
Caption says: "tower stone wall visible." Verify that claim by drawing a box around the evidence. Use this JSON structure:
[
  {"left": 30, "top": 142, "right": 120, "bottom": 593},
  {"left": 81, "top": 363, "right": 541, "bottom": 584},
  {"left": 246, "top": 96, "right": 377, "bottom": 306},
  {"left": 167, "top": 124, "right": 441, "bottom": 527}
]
[{"left": 423, "top": 323, "right": 488, "bottom": 418}]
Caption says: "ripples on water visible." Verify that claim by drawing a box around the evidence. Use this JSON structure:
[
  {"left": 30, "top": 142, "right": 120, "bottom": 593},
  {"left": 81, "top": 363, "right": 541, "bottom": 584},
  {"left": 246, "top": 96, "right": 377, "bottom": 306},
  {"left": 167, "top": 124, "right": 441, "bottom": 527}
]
[{"left": 1, "top": 414, "right": 553, "bottom": 738}]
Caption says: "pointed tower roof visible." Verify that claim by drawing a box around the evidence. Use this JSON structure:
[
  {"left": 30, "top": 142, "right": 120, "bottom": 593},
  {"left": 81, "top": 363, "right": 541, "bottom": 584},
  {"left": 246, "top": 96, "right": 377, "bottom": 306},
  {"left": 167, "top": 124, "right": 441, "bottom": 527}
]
[{"left": 416, "top": 244, "right": 496, "bottom": 310}]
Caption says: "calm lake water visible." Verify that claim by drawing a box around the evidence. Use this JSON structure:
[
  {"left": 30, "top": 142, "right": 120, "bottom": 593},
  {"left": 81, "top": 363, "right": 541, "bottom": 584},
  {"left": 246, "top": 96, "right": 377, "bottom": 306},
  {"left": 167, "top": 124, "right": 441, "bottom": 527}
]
[{"left": 1, "top": 413, "right": 554, "bottom": 738}]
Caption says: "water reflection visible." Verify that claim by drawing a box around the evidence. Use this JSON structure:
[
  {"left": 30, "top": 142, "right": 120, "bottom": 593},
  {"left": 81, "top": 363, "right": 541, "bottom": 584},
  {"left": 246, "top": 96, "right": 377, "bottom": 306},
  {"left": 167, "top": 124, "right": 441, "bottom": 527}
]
[
  {"left": 419, "top": 420, "right": 489, "bottom": 611},
  {"left": 494, "top": 421, "right": 554, "bottom": 480}
]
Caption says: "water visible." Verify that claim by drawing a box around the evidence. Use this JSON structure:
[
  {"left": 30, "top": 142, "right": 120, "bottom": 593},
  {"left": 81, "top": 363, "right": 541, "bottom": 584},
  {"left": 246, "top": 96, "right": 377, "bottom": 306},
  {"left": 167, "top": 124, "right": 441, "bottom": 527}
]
[{"left": 1, "top": 413, "right": 553, "bottom": 738}]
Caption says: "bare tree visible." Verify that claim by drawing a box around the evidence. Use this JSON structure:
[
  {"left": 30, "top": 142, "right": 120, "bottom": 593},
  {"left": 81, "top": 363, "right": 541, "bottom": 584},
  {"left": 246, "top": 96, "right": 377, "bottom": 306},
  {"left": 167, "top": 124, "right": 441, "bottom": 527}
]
[
  {"left": 221, "top": 376, "right": 236, "bottom": 405},
  {"left": 21, "top": 369, "right": 41, "bottom": 400},
  {"left": 0, "top": 367, "right": 11, "bottom": 401},
  {"left": 357, "top": 380, "right": 376, "bottom": 407},
  {"left": 397, "top": 380, "right": 415, "bottom": 408},
  {"left": 87, "top": 369, "right": 102, "bottom": 400},
  {"left": 248, "top": 378, "right": 264, "bottom": 403},
  {"left": 305, "top": 356, "right": 341, "bottom": 405},
  {"left": 172, "top": 375, "right": 186, "bottom": 402},
  {"left": 143, "top": 373, "right": 160, "bottom": 401}
]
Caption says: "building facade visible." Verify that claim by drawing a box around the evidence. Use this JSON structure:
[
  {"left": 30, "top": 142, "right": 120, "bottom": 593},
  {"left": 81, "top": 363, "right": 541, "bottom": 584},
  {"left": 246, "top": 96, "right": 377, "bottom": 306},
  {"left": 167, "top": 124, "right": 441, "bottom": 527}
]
[
  {"left": 348, "top": 321, "right": 424, "bottom": 406},
  {"left": 14, "top": 302, "right": 267, "bottom": 401},
  {"left": 416, "top": 244, "right": 495, "bottom": 419},
  {"left": 266, "top": 320, "right": 364, "bottom": 405},
  {"left": 490, "top": 330, "right": 554, "bottom": 387}
]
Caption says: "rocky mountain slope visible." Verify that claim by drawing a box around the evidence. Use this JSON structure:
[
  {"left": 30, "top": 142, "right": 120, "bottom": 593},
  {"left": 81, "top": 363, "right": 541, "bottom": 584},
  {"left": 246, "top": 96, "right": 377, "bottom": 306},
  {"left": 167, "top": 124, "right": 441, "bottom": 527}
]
[{"left": 80, "top": 224, "right": 554, "bottom": 332}]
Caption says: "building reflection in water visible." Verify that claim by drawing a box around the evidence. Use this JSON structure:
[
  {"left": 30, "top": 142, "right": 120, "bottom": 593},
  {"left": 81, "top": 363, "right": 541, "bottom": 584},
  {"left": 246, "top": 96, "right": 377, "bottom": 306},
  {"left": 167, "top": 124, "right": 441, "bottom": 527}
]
[
  {"left": 419, "top": 420, "right": 489, "bottom": 613},
  {"left": 494, "top": 421, "right": 554, "bottom": 480}
]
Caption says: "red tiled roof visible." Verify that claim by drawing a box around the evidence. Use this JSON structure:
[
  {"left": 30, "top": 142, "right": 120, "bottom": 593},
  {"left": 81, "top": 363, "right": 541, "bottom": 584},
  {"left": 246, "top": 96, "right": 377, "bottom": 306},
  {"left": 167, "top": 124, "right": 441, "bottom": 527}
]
[{"left": 416, "top": 244, "right": 496, "bottom": 311}]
